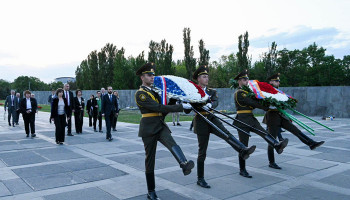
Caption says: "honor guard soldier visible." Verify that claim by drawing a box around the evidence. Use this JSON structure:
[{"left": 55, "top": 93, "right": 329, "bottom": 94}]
[
  {"left": 265, "top": 73, "right": 325, "bottom": 169},
  {"left": 233, "top": 70, "right": 289, "bottom": 178},
  {"left": 193, "top": 66, "right": 257, "bottom": 188},
  {"left": 135, "top": 63, "right": 194, "bottom": 200}
]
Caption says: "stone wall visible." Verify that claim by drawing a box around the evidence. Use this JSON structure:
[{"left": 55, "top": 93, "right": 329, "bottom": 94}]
[{"left": 31, "top": 86, "right": 350, "bottom": 118}]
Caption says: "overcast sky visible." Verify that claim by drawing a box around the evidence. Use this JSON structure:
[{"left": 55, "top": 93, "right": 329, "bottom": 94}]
[{"left": 1, "top": 0, "right": 349, "bottom": 83}]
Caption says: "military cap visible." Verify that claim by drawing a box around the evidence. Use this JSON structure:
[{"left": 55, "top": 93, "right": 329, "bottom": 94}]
[
  {"left": 267, "top": 73, "right": 280, "bottom": 81},
  {"left": 233, "top": 69, "right": 249, "bottom": 80},
  {"left": 193, "top": 65, "right": 209, "bottom": 80},
  {"left": 136, "top": 62, "right": 156, "bottom": 76}
]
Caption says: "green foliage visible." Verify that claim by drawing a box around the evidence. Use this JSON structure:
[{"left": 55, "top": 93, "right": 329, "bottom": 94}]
[
  {"left": 183, "top": 27, "right": 196, "bottom": 80},
  {"left": 236, "top": 31, "right": 251, "bottom": 71},
  {"left": 12, "top": 76, "right": 49, "bottom": 94},
  {"left": 198, "top": 39, "right": 210, "bottom": 66},
  {"left": 0, "top": 79, "right": 11, "bottom": 99}
]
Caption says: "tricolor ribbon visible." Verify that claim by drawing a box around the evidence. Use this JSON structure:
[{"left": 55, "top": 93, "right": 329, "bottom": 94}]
[
  {"left": 160, "top": 76, "right": 167, "bottom": 105},
  {"left": 248, "top": 80, "right": 265, "bottom": 99}
]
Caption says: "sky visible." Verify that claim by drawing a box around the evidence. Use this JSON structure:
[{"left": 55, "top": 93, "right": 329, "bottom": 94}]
[{"left": 1, "top": 0, "right": 349, "bottom": 83}]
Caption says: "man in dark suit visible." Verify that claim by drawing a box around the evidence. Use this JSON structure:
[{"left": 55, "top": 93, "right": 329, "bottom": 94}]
[
  {"left": 48, "top": 90, "right": 56, "bottom": 105},
  {"left": 4, "top": 90, "right": 18, "bottom": 127},
  {"left": 63, "top": 83, "right": 74, "bottom": 136},
  {"left": 20, "top": 90, "right": 37, "bottom": 137},
  {"left": 15, "top": 93, "right": 21, "bottom": 125},
  {"left": 101, "top": 86, "right": 118, "bottom": 141}
]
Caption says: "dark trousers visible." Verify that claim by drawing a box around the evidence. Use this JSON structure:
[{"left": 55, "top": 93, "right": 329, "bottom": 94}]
[
  {"left": 195, "top": 115, "right": 233, "bottom": 178},
  {"left": 8, "top": 106, "right": 16, "bottom": 125},
  {"left": 94, "top": 111, "right": 102, "bottom": 131},
  {"left": 266, "top": 111, "right": 310, "bottom": 163},
  {"left": 142, "top": 127, "right": 177, "bottom": 173},
  {"left": 67, "top": 113, "right": 72, "bottom": 134},
  {"left": 105, "top": 112, "right": 114, "bottom": 138},
  {"left": 74, "top": 111, "right": 84, "bottom": 133},
  {"left": 55, "top": 115, "right": 66, "bottom": 142},
  {"left": 235, "top": 114, "right": 268, "bottom": 170},
  {"left": 23, "top": 112, "right": 35, "bottom": 135},
  {"left": 112, "top": 114, "right": 118, "bottom": 129},
  {"left": 88, "top": 113, "right": 93, "bottom": 127},
  {"left": 15, "top": 110, "right": 20, "bottom": 123}
]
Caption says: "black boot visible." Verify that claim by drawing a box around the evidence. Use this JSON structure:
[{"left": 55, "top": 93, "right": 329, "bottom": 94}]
[
  {"left": 197, "top": 161, "right": 211, "bottom": 188},
  {"left": 170, "top": 145, "right": 194, "bottom": 175},
  {"left": 296, "top": 131, "right": 325, "bottom": 150},
  {"left": 226, "top": 135, "right": 256, "bottom": 160},
  {"left": 267, "top": 145, "right": 281, "bottom": 169},
  {"left": 264, "top": 134, "right": 288, "bottom": 154},
  {"left": 239, "top": 157, "right": 252, "bottom": 178},
  {"left": 146, "top": 172, "right": 160, "bottom": 200}
]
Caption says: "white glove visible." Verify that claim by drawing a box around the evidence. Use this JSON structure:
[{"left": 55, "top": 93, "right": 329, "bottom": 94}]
[
  {"left": 182, "top": 103, "right": 192, "bottom": 110},
  {"left": 203, "top": 103, "right": 212, "bottom": 110}
]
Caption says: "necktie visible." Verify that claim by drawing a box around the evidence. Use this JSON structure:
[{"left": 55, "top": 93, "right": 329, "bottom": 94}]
[
  {"left": 11, "top": 96, "right": 14, "bottom": 106},
  {"left": 109, "top": 95, "right": 112, "bottom": 101},
  {"left": 66, "top": 91, "right": 69, "bottom": 106}
]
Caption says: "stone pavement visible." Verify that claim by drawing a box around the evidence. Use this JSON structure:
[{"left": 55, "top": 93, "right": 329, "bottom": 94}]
[{"left": 0, "top": 109, "right": 350, "bottom": 200}]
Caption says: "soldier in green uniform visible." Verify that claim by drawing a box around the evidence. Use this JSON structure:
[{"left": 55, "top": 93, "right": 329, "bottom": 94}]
[
  {"left": 192, "top": 66, "right": 257, "bottom": 188},
  {"left": 135, "top": 63, "right": 194, "bottom": 200},
  {"left": 233, "top": 70, "right": 289, "bottom": 178},
  {"left": 265, "top": 73, "right": 325, "bottom": 169}
]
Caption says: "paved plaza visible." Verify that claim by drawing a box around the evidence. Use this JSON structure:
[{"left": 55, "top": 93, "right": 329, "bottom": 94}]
[{"left": 0, "top": 109, "right": 350, "bottom": 200}]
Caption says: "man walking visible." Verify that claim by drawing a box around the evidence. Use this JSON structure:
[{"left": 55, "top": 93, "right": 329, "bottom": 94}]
[
  {"left": 101, "top": 86, "right": 118, "bottom": 141},
  {"left": 4, "top": 90, "right": 18, "bottom": 127},
  {"left": 63, "top": 83, "right": 74, "bottom": 136}
]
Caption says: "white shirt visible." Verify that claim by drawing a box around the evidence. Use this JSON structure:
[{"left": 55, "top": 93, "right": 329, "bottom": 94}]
[
  {"left": 26, "top": 98, "right": 32, "bottom": 109},
  {"left": 11, "top": 95, "right": 14, "bottom": 106}
]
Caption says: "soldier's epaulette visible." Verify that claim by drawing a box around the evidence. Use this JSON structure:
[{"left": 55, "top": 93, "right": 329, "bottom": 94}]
[
  {"left": 207, "top": 88, "right": 216, "bottom": 91},
  {"left": 235, "top": 89, "right": 248, "bottom": 94}
]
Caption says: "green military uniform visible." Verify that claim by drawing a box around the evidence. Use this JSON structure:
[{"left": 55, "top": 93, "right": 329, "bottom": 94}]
[
  {"left": 265, "top": 73, "right": 324, "bottom": 169},
  {"left": 193, "top": 66, "right": 256, "bottom": 188},
  {"left": 233, "top": 70, "right": 288, "bottom": 178},
  {"left": 135, "top": 63, "right": 194, "bottom": 200}
]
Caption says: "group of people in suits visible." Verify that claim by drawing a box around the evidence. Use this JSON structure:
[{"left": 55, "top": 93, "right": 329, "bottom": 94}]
[
  {"left": 49, "top": 84, "right": 120, "bottom": 144},
  {"left": 4, "top": 90, "right": 37, "bottom": 137}
]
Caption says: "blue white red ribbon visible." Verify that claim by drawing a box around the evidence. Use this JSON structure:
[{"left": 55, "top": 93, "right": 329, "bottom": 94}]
[
  {"left": 160, "top": 76, "right": 167, "bottom": 105},
  {"left": 248, "top": 80, "right": 265, "bottom": 99}
]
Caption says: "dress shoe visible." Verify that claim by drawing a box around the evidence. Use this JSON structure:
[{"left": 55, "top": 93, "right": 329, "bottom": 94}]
[
  {"left": 67, "top": 134, "right": 74, "bottom": 136},
  {"left": 173, "top": 122, "right": 176, "bottom": 126},
  {"left": 147, "top": 191, "right": 160, "bottom": 200},
  {"left": 9, "top": 123, "right": 11, "bottom": 126},
  {"left": 16, "top": 123, "right": 19, "bottom": 125},
  {"left": 94, "top": 129, "right": 97, "bottom": 132},
  {"left": 269, "top": 162, "right": 282, "bottom": 169},
  {"left": 180, "top": 160, "right": 194, "bottom": 175},
  {"left": 197, "top": 178, "right": 211, "bottom": 188},
  {"left": 31, "top": 134, "right": 36, "bottom": 138},
  {"left": 239, "top": 169, "right": 252, "bottom": 178},
  {"left": 275, "top": 138, "right": 289, "bottom": 154},
  {"left": 59, "top": 142, "right": 64, "bottom": 145},
  {"left": 177, "top": 123, "right": 181, "bottom": 126},
  {"left": 112, "top": 128, "right": 117, "bottom": 131},
  {"left": 108, "top": 137, "right": 113, "bottom": 141},
  {"left": 13, "top": 124, "right": 15, "bottom": 127},
  {"left": 26, "top": 134, "right": 29, "bottom": 137},
  {"left": 240, "top": 145, "right": 256, "bottom": 160},
  {"left": 99, "top": 130, "right": 103, "bottom": 133},
  {"left": 56, "top": 141, "right": 59, "bottom": 144},
  {"left": 309, "top": 141, "right": 325, "bottom": 150}
]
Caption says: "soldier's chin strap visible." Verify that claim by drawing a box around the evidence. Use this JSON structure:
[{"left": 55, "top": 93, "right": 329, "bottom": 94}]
[
  {"left": 200, "top": 106, "right": 251, "bottom": 137},
  {"left": 207, "top": 107, "right": 269, "bottom": 136}
]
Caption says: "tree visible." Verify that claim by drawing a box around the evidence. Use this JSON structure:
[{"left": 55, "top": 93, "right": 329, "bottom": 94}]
[
  {"left": 262, "top": 41, "right": 278, "bottom": 79},
  {"left": 198, "top": 39, "right": 210, "bottom": 66},
  {"left": 147, "top": 39, "right": 175, "bottom": 75},
  {"left": 183, "top": 27, "right": 197, "bottom": 80},
  {"left": 87, "top": 50, "right": 100, "bottom": 89},
  {"left": 12, "top": 76, "right": 49, "bottom": 94},
  {"left": 0, "top": 79, "right": 11, "bottom": 99},
  {"left": 236, "top": 31, "right": 250, "bottom": 71}
]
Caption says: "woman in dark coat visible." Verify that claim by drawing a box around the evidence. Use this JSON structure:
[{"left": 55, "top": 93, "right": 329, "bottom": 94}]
[
  {"left": 50, "top": 88, "right": 71, "bottom": 144},
  {"left": 73, "top": 89, "right": 85, "bottom": 134}
]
